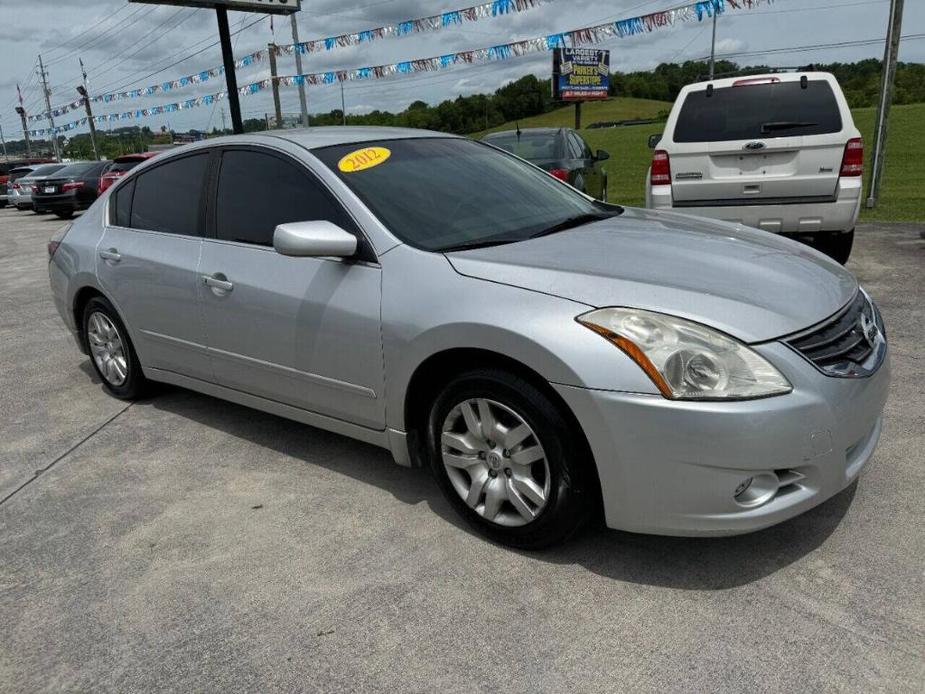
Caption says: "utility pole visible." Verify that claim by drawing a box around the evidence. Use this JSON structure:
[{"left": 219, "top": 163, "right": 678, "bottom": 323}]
[
  {"left": 215, "top": 7, "right": 243, "bottom": 134},
  {"left": 37, "top": 54, "right": 61, "bottom": 161},
  {"left": 268, "top": 43, "right": 284, "bottom": 129},
  {"left": 221, "top": 107, "right": 227, "bottom": 134},
  {"left": 0, "top": 122, "right": 8, "bottom": 162},
  {"left": 290, "top": 13, "right": 309, "bottom": 126},
  {"left": 708, "top": 7, "right": 718, "bottom": 79},
  {"left": 340, "top": 80, "right": 346, "bottom": 126},
  {"left": 866, "top": 0, "right": 905, "bottom": 208},
  {"left": 15, "top": 107, "right": 31, "bottom": 158},
  {"left": 77, "top": 59, "right": 100, "bottom": 161}
]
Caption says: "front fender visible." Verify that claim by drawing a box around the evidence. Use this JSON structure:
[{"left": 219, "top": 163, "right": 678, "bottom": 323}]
[{"left": 380, "top": 246, "right": 659, "bottom": 431}]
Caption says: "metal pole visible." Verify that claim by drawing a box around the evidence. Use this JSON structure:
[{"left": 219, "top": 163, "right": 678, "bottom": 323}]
[
  {"left": 340, "top": 80, "right": 346, "bottom": 126},
  {"left": 866, "top": 0, "right": 904, "bottom": 208},
  {"left": 290, "top": 13, "right": 309, "bottom": 126},
  {"left": 78, "top": 59, "right": 100, "bottom": 160},
  {"left": 15, "top": 108, "right": 31, "bottom": 158},
  {"left": 574, "top": 102, "right": 581, "bottom": 130},
  {"left": 709, "top": 8, "right": 718, "bottom": 80},
  {"left": 216, "top": 7, "right": 243, "bottom": 134},
  {"left": 0, "top": 122, "right": 8, "bottom": 162},
  {"left": 268, "top": 43, "right": 284, "bottom": 129},
  {"left": 38, "top": 55, "right": 61, "bottom": 160}
]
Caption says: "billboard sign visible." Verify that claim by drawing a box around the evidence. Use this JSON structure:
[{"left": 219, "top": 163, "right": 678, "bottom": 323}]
[
  {"left": 552, "top": 48, "right": 610, "bottom": 101},
  {"left": 129, "top": 0, "right": 301, "bottom": 14}
]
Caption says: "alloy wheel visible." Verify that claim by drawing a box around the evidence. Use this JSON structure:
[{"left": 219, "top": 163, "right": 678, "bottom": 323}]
[
  {"left": 440, "top": 398, "right": 550, "bottom": 527},
  {"left": 87, "top": 311, "right": 129, "bottom": 387}
]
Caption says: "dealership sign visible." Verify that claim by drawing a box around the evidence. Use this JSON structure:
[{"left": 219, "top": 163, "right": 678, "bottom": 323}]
[
  {"left": 552, "top": 48, "right": 610, "bottom": 101},
  {"left": 129, "top": 0, "right": 300, "bottom": 14}
]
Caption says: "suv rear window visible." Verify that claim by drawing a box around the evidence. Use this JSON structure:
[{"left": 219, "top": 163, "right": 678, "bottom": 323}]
[{"left": 673, "top": 80, "right": 843, "bottom": 143}]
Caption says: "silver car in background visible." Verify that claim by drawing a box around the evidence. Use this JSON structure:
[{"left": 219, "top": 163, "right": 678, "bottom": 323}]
[
  {"left": 9, "top": 163, "right": 67, "bottom": 210},
  {"left": 48, "top": 127, "right": 889, "bottom": 548}
]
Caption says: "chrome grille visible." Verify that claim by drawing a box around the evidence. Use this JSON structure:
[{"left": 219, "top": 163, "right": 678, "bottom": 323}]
[{"left": 785, "top": 292, "right": 880, "bottom": 375}]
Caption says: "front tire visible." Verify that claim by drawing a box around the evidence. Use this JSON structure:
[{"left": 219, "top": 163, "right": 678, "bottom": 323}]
[
  {"left": 426, "top": 368, "right": 596, "bottom": 549},
  {"left": 82, "top": 296, "right": 148, "bottom": 400},
  {"left": 55, "top": 210, "right": 74, "bottom": 220}
]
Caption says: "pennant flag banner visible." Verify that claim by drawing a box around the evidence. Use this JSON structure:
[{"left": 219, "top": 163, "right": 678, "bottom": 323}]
[
  {"left": 28, "top": 0, "right": 550, "bottom": 123},
  {"left": 29, "top": 0, "right": 771, "bottom": 137}
]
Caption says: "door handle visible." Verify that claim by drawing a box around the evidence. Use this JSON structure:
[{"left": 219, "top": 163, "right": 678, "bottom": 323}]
[
  {"left": 99, "top": 248, "right": 121, "bottom": 262},
  {"left": 203, "top": 274, "right": 234, "bottom": 292}
]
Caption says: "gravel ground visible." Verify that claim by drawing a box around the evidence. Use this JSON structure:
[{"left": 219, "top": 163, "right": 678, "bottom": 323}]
[{"left": 0, "top": 206, "right": 922, "bottom": 693}]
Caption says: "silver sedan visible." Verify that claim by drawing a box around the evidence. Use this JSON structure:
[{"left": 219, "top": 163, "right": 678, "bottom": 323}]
[{"left": 48, "top": 127, "right": 889, "bottom": 548}]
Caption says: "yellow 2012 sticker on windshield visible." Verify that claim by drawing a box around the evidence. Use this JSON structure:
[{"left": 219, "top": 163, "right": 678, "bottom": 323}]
[{"left": 338, "top": 146, "right": 391, "bottom": 173}]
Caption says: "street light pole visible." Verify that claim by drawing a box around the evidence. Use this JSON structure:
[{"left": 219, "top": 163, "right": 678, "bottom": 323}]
[
  {"left": 708, "top": 8, "right": 718, "bottom": 79},
  {"left": 76, "top": 86, "right": 101, "bottom": 161},
  {"left": 15, "top": 107, "right": 31, "bottom": 158},
  {"left": 290, "top": 12, "right": 310, "bottom": 127}
]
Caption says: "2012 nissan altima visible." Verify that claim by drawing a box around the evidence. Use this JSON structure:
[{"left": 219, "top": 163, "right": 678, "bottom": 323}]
[{"left": 47, "top": 128, "right": 890, "bottom": 548}]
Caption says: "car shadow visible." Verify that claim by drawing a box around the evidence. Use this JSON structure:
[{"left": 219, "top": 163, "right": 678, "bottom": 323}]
[{"left": 133, "top": 380, "right": 855, "bottom": 591}]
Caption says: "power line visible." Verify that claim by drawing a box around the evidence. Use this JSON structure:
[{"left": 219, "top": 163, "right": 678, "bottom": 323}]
[
  {"left": 41, "top": 3, "right": 132, "bottom": 59},
  {"left": 46, "top": 5, "right": 156, "bottom": 66}
]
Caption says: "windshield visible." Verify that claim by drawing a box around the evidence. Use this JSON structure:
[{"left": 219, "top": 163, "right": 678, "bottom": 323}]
[
  {"left": 483, "top": 131, "right": 560, "bottom": 160},
  {"left": 313, "top": 137, "right": 617, "bottom": 252},
  {"left": 674, "top": 80, "right": 843, "bottom": 142}
]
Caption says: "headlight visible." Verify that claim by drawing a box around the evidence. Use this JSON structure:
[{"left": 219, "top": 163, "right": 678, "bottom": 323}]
[{"left": 577, "top": 308, "right": 792, "bottom": 400}]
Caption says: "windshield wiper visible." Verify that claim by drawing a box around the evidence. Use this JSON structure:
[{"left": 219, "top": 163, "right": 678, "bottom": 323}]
[
  {"left": 529, "top": 213, "right": 610, "bottom": 239},
  {"left": 760, "top": 120, "right": 816, "bottom": 134}
]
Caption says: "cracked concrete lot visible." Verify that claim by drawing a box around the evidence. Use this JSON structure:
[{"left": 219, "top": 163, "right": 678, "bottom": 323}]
[{"left": 0, "top": 206, "right": 923, "bottom": 692}]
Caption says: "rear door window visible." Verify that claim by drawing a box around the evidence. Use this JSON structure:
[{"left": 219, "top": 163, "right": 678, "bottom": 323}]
[
  {"left": 673, "top": 80, "right": 843, "bottom": 142},
  {"left": 130, "top": 153, "right": 208, "bottom": 236}
]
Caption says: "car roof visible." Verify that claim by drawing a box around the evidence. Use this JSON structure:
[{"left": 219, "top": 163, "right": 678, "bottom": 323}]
[
  {"left": 114, "top": 152, "right": 159, "bottom": 162},
  {"left": 236, "top": 126, "right": 459, "bottom": 150},
  {"left": 682, "top": 71, "right": 838, "bottom": 93}
]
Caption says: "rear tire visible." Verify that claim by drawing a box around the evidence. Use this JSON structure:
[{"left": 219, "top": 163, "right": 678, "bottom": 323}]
[
  {"left": 815, "top": 229, "right": 854, "bottom": 264},
  {"left": 82, "top": 296, "right": 148, "bottom": 400},
  {"left": 426, "top": 368, "right": 596, "bottom": 549}
]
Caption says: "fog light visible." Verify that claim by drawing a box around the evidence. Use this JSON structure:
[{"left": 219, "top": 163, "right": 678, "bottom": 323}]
[{"left": 734, "top": 473, "right": 780, "bottom": 508}]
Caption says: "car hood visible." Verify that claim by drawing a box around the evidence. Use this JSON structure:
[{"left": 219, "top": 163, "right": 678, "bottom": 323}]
[{"left": 445, "top": 207, "right": 858, "bottom": 343}]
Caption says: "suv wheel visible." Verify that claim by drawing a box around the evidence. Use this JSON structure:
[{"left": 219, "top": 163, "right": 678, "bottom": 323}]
[
  {"left": 426, "top": 368, "right": 596, "bottom": 549},
  {"left": 82, "top": 296, "right": 148, "bottom": 400},
  {"left": 816, "top": 229, "right": 854, "bottom": 265}
]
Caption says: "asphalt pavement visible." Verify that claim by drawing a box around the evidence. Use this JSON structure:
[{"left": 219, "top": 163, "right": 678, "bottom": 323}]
[{"left": 0, "top": 206, "right": 922, "bottom": 692}]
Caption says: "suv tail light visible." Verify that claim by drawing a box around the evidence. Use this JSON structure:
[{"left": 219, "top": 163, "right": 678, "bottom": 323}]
[
  {"left": 650, "top": 150, "right": 672, "bottom": 186},
  {"left": 548, "top": 167, "right": 569, "bottom": 182},
  {"left": 840, "top": 137, "right": 863, "bottom": 177},
  {"left": 733, "top": 76, "right": 781, "bottom": 87},
  {"left": 62, "top": 181, "right": 84, "bottom": 192}
]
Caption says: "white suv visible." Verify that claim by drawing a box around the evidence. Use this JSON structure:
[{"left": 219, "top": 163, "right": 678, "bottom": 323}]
[{"left": 645, "top": 72, "right": 863, "bottom": 263}]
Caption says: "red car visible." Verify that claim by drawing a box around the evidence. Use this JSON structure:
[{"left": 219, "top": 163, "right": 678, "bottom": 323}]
[{"left": 97, "top": 152, "right": 159, "bottom": 194}]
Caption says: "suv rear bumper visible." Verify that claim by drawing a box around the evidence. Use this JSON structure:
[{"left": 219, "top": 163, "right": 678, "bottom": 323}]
[{"left": 647, "top": 177, "right": 861, "bottom": 234}]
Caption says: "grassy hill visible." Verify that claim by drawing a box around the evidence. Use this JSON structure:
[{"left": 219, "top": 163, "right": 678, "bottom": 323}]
[
  {"left": 475, "top": 100, "right": 925, "bottom": 222},
  {"left": 474, "top": 97, "right": 670, "bottom": 136}
]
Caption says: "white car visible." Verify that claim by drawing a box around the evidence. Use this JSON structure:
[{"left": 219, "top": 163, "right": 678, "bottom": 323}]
[{"left": 645, "top": 72, "right": 863, "bottom": 263}]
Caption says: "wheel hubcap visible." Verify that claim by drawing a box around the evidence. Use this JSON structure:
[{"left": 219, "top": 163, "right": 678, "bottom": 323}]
[
  {"left": 87, "top": 312, "right": 128, "bottom": 387},
  {"left": 440, "top": 398, "right": 550, "bottom": 527}
]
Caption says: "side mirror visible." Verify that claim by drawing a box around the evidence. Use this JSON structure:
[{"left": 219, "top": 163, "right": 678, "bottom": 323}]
[
  {"left": 648, "top": 134, "right": 662, "bottom": 149},
  {"left": 595, "top": 149, "right": 610, "bottom": 161},
  {"left": 273, "top": 220, "right": 357, "bottom": 258}
]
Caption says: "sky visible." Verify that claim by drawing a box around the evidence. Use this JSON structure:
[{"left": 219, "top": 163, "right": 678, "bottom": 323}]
[{"left": 1, "top": 0, "right": 923, "bottom": 141}]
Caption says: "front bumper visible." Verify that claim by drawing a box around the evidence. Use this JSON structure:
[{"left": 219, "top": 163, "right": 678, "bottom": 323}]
[
  {"left": 555, "top": 340, "right": 890, "bottom": 536},
  {"left": 647, "top": 178, "right": 862, "bottom": 234}
]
